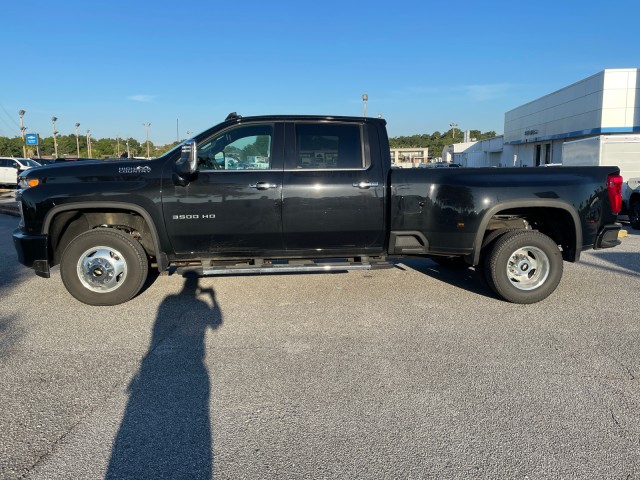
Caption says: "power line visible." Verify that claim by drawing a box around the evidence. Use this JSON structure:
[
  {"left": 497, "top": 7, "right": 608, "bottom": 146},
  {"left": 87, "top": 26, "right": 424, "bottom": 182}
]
[{"left": 0, "top": 101, "right": 21, "bottom": 136}]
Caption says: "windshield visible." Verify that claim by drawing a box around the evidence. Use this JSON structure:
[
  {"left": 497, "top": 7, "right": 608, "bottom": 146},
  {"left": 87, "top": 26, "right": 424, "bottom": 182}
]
[{"left": 20, "top": 159, "right": 41, "bottom": 167}]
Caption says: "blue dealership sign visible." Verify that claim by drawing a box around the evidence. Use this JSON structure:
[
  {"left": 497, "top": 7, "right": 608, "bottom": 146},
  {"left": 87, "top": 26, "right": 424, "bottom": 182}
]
[{"left": 25, "top": 133, "right": 38, "bottom": 145}]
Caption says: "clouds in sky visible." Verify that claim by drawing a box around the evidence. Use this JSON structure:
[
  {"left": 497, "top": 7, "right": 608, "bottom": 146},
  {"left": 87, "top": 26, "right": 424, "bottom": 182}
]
[
  {"left": 128, "top": 94, "right": 156, "bottom": 103},
  {"left": 391, "top": 83, "right": 519, "bottom": 103}
]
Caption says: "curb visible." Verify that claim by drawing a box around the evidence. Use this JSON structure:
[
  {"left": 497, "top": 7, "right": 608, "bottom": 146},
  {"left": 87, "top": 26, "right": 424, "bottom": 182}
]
[{"left": 0, "top": 205, "right": 20, "bottom": 217}]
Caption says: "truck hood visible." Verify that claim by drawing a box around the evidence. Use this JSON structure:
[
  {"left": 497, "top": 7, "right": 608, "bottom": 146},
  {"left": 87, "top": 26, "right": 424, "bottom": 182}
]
[
  {"left": 18, "top": 158, "right": 161, "bottom": 188},
  {"left": 23, "top": 158, "right": 153, "bottom": 175}
]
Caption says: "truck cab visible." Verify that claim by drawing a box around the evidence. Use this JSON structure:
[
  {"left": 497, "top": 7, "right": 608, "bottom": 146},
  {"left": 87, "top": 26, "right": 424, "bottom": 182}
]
[{"left": 166, "top": 116, "right": 388, "bottom": 258}]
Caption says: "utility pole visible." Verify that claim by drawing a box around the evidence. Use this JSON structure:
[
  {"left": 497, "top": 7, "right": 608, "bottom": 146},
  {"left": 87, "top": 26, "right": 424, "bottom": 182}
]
[
  {"left": 143, "top": 122, "right": 151, "bottom": 159},
  {"left": 19, "top": 110, "right": 27, "bottom": 157},
  {"left": 51, "top": 117, "right": 59, "bottom": 158},
  {"left": 362, "top": 93, "right": 368, "bottom": 118},
  {"left": 75, "top": 123, "right": 81, "bottom": 158},
  {"left": 86, "top": 130, "right": 92, "bottom": 158}
]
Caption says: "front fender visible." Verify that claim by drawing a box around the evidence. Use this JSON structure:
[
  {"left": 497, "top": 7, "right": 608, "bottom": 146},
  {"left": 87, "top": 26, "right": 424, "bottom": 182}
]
[{"left": 42, "top": 201, "right": 168, "bottom": 271}]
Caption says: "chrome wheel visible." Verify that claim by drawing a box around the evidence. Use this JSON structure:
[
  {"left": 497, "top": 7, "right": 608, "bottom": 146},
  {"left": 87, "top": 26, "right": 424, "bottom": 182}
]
[
  {"left": 61, "top": 228, "right": 148, "bottom": 306},
  {"left": 77, "top": 246, "right": 128, "bottom": 293},
  {"left": 484, "top": 230, "right": 563, "bottom": 304},
  {"left": 505, "top": 246, "right": 550, "bottom": 291}
]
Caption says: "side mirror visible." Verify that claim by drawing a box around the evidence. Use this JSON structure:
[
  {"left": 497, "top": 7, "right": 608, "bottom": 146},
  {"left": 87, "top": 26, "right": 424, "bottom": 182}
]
[{"left": 175, "top": 140, "right": 197, "bottom": 176}]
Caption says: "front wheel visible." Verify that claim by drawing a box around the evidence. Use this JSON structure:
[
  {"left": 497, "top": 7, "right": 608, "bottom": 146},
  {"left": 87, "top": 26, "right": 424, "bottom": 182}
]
[
  {"left": 60, "top": 228, "right": 149, "bottom": 306},
  {"left": 629, "top": 201, "right": 640, "bottom": 230},
  {"left": 484, "top": 230, "right": 563, "bottom": 304}
]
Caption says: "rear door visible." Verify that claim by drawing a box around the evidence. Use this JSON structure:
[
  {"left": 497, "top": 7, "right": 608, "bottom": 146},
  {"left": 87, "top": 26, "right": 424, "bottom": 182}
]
[{"left": 281, "top": 121, "right": 386, "bottom": 255}]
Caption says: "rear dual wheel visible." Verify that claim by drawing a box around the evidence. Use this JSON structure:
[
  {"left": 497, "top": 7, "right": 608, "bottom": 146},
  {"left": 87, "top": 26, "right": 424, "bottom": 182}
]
[{"left": 483, "top": 230, "right": 563, "bottom": 304}]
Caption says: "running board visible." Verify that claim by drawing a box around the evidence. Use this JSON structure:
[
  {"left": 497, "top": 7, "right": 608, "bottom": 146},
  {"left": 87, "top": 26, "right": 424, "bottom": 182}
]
[{"left": 177, "top": 259, "right": 393, "bottom": 276}]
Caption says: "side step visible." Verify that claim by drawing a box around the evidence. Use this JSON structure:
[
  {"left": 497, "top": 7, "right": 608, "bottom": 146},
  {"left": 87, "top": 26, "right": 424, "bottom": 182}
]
[{"left": 177, "top": 258, "right": 394, "bottom": 276}]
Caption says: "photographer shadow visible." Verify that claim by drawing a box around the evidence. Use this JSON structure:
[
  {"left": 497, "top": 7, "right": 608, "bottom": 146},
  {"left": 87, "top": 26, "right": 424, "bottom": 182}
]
[{"left": 106, "top": 275, "right": 222, "bottom": 479}]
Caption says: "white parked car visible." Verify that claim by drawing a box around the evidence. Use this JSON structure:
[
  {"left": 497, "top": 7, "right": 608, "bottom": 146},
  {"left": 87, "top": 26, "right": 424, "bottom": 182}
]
[{"left": 0, "top": 157, "right": 41, "bottom": 187}]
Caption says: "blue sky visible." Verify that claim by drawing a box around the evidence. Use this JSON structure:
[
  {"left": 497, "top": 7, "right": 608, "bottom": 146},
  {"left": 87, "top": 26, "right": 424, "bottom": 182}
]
[{"left": 1, "top": 0, "right": 638, "bottom": 145}]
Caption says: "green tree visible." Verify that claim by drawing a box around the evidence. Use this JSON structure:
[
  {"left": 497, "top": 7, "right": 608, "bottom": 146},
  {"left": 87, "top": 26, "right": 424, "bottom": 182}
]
[
  {"left": 389, "top": 128, "right": 498, "bottom": 160},
  {"left": 0, "top": 137, "right": 23, "bottom": 156}
]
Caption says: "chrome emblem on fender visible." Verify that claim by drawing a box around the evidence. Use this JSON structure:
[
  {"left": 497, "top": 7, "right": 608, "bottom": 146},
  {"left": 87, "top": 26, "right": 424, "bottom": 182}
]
[{"left": 119, "top": 166, "right": 151, "bottom": 174}]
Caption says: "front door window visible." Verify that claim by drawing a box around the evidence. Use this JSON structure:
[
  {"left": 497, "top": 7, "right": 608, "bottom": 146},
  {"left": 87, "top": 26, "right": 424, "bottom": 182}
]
[{"left": 197, "top": 125, "right": 273, "bottom": 171}]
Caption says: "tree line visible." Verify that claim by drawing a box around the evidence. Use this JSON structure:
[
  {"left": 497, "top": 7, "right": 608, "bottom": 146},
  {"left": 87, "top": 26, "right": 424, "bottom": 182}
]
[
  {"left": 388, "top": 128, "right": 497, "bottom": 156},
  {"left": 0, "top": 128, "right": 498, "bottom": 159},
  {"left": 0, "top": 134, "right": 180, "bottom": 159}
]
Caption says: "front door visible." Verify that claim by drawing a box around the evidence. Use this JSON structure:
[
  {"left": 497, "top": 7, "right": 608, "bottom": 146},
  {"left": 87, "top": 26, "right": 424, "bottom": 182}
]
[{"left": 162, "top": 123, "right": 284, "bottom": 256}]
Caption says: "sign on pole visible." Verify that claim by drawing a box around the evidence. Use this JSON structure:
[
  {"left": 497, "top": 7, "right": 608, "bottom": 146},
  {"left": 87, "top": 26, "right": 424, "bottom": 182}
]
[{"left": 25, "top": 133, "right": 38, "bottom": 146}]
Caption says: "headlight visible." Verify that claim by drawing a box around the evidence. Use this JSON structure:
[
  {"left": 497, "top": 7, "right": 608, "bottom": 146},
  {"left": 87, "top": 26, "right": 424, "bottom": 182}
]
[{"left": 18, "top": 177, "right": 40, "bottom": 189}]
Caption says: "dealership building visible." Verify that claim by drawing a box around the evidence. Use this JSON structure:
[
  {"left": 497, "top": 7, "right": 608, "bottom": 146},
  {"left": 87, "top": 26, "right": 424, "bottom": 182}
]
[{"left": 450, "top": 68, "right": 639, "bottom": 167}]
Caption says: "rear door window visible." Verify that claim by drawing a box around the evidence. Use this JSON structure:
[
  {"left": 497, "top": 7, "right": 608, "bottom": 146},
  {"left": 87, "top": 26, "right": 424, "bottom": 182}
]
[{"left": 293, "top": 123, "right": 364, "bottom": 170}]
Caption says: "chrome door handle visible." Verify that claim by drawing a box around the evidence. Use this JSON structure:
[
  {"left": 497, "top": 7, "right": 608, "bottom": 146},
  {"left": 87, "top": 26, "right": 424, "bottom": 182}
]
[
  {"left": 353, "top": 181, "right": 379, "bottom": 189},
  {"left": 250, "top": 182, "right": 279, "bottom": 190}
]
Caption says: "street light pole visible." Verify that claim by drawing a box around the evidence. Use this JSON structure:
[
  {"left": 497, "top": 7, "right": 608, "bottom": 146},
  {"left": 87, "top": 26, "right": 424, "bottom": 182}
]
[
  {"left": 450, "top": 122, "right": 458, "bottom": 142},
  {"left": 51, "top": 116, "right": 59, "bottom": 158},
  {"left": 86, "top": 130, "right": 92, "bottom": 158},
  {"left": 75, "top": 123, "right": 81, "bottom": 158},
  {"left": 19, "top": 110, "right": 27, "bottom": 157},
  {"left": 143, "top": 122, "right": 151, "bottom": 159},
  {"left": 362, "top": 93, "right": 368, "bottom": 118}
]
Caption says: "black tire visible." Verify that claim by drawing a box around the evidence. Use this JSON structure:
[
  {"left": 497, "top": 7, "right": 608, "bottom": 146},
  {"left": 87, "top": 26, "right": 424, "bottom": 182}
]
[
  {"left": 480, "top": 228, "right": 522, "bottom": 287},
  {"left": 481, "top": 228, "right": 521, "bottom": 251},
  {"left": 483, "top": 230, "right": 563, "bottom": 304},
  {"left": 629, "top": 201, "right": 640, "bottom": 230},
  {"left": 60, "top": 228, "right": 149, "bottom": 306}
]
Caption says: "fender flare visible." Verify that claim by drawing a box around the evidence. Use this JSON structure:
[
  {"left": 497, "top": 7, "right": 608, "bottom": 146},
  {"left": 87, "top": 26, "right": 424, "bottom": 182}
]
[
  {"left": 472, "top": 199, "right": 582, "bottom": 265},
  {"left": 42, "top": 201, "right": 168, "bottom": 271}
]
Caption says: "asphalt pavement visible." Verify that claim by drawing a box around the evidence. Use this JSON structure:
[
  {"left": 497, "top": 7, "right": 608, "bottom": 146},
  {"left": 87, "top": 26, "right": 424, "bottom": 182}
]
[
  {"left": 0, "top": 189, "right": 18, "bottom": 217},
  {"left": 1, "top": 214, "right": 639, "bottom": 479}
]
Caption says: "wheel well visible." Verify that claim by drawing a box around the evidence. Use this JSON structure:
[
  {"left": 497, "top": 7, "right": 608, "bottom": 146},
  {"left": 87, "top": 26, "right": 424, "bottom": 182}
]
[
  {"left": 630, "top": 191, "right": 640, "bottom": 206},
  {"left": 49, "top": 209, "right": 156, "bottom": 266},
  {"left": 484, "top": 207, "right": 578, "bottom": 261}
]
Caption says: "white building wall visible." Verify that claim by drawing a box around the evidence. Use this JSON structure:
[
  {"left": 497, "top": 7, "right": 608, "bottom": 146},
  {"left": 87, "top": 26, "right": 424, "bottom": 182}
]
[
  {"left": 505, "top": 69, "right": 639, "bottom": 144},
  {"left": 453, "top": 136, "right": 510, "bottom": 167},
  {"left": 601, "top": 69, "right": 639, "bottom": 128},
  {"left": 503, "top": 68, "right": 639, "bottom": 167}
]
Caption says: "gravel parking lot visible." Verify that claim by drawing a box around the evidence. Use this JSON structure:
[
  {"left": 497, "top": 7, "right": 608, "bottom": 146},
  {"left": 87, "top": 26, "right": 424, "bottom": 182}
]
[{"left": 1, "top": 214, "right": 639, "bottom": 479}]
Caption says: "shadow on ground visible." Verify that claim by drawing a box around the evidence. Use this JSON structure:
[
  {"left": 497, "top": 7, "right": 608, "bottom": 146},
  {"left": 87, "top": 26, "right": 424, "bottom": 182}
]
[{"left": 106, "top": 275, "right": 223, "bottom": 479}]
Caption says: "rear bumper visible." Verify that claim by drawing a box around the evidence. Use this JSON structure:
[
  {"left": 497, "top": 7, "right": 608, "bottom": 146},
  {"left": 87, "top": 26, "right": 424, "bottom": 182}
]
[
  {"left": 12, "top": 228, "right": 50, "bottom": 278},
  {"left": 595, "top": 223, "right": 622, "bottom": 249}
]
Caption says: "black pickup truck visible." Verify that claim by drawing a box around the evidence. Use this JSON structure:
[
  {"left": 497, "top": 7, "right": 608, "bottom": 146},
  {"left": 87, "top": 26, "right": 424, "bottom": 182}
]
[{"left": 13, "top": 114, "right": 623, "bottom": 306}]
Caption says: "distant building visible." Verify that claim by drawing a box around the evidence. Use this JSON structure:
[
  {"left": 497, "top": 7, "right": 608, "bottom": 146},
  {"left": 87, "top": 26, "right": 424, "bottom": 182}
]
[
  {"left": 450, "top": 68, "right": 640, "bottom": 168},
  {"left": 446, "top": 137, "right": 512, "bottom": 167},
  {"left": 390, "top": 148, "right": 429, "bottom": 167}
]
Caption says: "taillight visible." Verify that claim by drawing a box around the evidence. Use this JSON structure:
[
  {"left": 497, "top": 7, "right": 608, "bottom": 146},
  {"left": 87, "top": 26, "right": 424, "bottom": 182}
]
[{"left": 607, "top": 174, "right": 623, "bottom": 214}]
